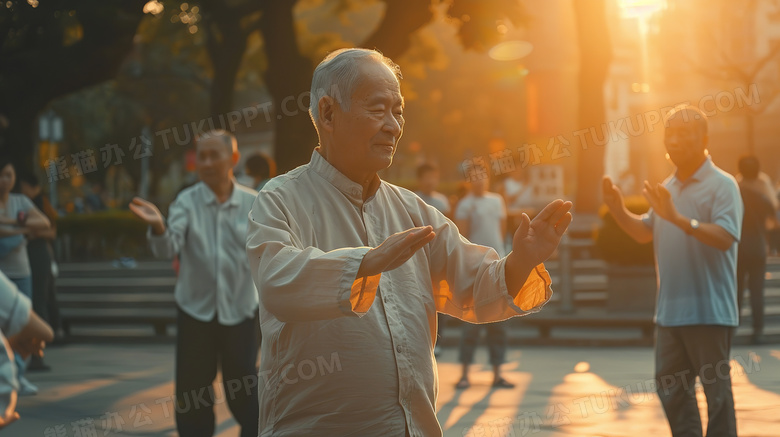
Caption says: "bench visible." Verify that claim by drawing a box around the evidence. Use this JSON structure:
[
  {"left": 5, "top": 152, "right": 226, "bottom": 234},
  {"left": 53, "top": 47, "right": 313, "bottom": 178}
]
[
  {"left": 518, "top": 308, "right": 656, "bottom": 339},
  {"left": 58, "top": 262, "right": 178, "bottom": 337}
]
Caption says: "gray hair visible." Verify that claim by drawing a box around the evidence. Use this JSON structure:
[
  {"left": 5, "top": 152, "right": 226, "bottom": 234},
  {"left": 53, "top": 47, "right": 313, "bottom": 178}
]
[
  {"left": 308, "top": 48, "right": 402, "bottom": 126},
  {"left": 195, "top": 129, "right": 237, "bottom": 153}
]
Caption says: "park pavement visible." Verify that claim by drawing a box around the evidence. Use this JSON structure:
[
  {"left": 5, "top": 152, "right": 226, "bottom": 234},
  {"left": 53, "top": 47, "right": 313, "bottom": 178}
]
[{"left": 9, "top": 341, "right": 780, "bottom": 437}]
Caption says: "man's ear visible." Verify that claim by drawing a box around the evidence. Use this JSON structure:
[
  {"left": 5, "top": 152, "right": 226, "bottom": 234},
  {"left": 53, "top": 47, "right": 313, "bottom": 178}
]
[
  {"left": 232, "top": 150, "right": 241, "bottom": 167},
  {"left": 318, "top": 96, "right": 336, "bottom": 133}
]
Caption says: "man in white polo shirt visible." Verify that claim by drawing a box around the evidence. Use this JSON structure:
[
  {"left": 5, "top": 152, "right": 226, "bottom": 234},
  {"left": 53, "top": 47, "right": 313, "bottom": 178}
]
[
  {"left": 603, "top": 105, "right": 742, "bottom": 437},
  {"left": 130, "top": 130, "right": 259, "bottom": 437}
]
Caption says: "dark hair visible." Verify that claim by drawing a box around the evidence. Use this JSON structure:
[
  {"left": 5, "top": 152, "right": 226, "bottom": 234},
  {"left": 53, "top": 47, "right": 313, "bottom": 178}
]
[
  {"left": 245, "top": 153, "right": 275, "bottom": 180},
  {"left": 0, "top": 156, "right": 14, "bottom": 173},
  {"left": 416, "top": 163, "right": 438, "bottom": 179},
  {"left": 18, "top": 172, "right": 39, "bottom": 187},
  {"left": 738, "top": 155, "right": 760, "bottom": 180}
]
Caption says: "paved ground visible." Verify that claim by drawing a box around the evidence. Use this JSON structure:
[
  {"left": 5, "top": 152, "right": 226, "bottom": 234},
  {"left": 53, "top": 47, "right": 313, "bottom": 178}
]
[{"left": 10, "top": 342, "right": 780, "bottom": 437}]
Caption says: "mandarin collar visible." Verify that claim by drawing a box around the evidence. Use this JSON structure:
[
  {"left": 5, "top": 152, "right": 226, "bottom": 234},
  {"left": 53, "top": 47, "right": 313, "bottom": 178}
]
[{"left": 309, "top": 149, "right": 381, "bottom": 205}]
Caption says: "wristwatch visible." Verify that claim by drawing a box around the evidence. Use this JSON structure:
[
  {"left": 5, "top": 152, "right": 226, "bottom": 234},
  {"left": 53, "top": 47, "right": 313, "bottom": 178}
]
[{"left": 687, "top": 218, "right": 700, "bottom": 234}]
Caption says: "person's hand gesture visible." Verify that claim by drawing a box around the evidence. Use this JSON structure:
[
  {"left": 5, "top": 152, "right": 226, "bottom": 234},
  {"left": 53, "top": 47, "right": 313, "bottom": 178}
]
[
  {"left": 508, "top": 199, "right": 573, "bottom": 270},
  {"left": 602, "top": 176, "right": 624, "bottom": 212},
  {"left": 643, "top": 181, "right": 678, "bottom": 222},
  {"left": 357, "top": 226, "right": 436, "bottom": 278},
  {"left": 7, "top": 336, "right": 45, "bottom": 359},
  {"left": 0, "top": 408, "right": 19, "bottom": 429},
  {"left": 129, "top": 197, "right": 165, "bottom": 234}
]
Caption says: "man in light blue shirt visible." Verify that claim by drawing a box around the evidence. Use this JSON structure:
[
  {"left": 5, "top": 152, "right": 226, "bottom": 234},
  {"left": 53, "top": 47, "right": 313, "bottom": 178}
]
[{"left": 602, "top": 105, "right": 742, "bottom": 437}]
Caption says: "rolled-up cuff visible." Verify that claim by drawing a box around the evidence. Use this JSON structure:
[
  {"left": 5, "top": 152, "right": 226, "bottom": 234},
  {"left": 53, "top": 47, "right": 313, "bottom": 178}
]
[
  {"left": 511, "top": 263, "right": 552, "bottom": 312},
  {"left": 338, "top": 248, "right": 381, "bottom": 317}
]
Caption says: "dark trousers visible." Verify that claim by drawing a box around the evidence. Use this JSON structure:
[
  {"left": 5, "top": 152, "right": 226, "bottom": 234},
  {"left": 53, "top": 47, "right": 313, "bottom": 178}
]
[
  {"left": 736, "top": 254, "right": 766, "bottom": 335},
  {"left": 458, "top": 321, "right": 507, "bottom": 366},
  {"left": 28, "top": 240, "right": 60, "bottom": 331},
  {"left": 175, "top": 308, "right": 260, "bottom": 437},
  {"left": 655, "top": 325, "right": 737, "bottom": 437}
]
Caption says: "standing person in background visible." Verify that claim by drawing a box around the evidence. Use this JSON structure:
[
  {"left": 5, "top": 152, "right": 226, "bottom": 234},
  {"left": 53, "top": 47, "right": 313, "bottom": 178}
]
[
  {"left": 415, "top": 163, "right": 450, "bottom": 216},
  {"left": 499, "top": 169, "right": 537, "bottom": 248},
  {"left": 454, "top": 169, "right": 514, "bottom": 389},
  {"left": 415, "top": 163, "right": 451, "bottom": 357},
  {"left": 19, "top": 174, "right": 60, "bottom": 370},
  {"left": 245, "top": 153, "right": 276, "bottom": 191},
  {"left": 0, "top": 158, "right": 51, "bottom": 396},
  {"left": 735, "top": 156, "right": 777, "bottom": 344},
  {"left": 129, "top": 130, "right": 259, "bottom": 437},
  {"left": 603, "top": 105, "right": 742, "bottom": 437},
  {"left": 84, "top": 183, "right": 107, "bottom": 213}
]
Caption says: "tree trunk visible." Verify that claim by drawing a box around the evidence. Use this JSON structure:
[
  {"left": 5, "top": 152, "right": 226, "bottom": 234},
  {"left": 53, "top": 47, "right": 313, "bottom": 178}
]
[
  {"left": 206, "top": 14, "right": 248, "bottom": 118},
  {"left": 362, "top": 0, "right": 433, "bottom": 59},
  {"left": 259, "top": 0, "right": 317, "bottom": 173},
  {"left": 573, "top": 0, "right": 612, "bottom": 214},
  {"left": 1, "top": 108, "right": 40, "bottom": 176}
]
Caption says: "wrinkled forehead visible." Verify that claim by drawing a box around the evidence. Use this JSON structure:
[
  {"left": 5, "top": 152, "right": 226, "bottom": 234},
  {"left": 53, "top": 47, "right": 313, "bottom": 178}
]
[{"left": 352, "top": 61, "right": 403, "bottom": 104}]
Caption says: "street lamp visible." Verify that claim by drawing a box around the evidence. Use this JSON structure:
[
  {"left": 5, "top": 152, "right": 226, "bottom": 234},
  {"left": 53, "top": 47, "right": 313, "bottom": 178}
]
[{"left": 38, "top": 110, "right": 63, "bottom": 208}]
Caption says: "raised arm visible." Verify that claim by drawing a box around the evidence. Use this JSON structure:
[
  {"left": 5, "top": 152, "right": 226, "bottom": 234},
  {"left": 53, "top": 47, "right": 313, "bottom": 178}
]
[
  {"left": 21, "top": 200, "right": 51, "bottom": 231},
  {"left": 602, "top": 176, "right": 653, "bottom": 244},
  {"left": 643, "top": 180, "right": 740, "bottom": 252},
  {"left": 129, "top": 196, "right": 186, "bottom": 259},
  {"left": 247, "top": 192, "right": 384, "bottom": 323},
  {"left": 424, "top": 199, "right": 566, "bottom": 324}
]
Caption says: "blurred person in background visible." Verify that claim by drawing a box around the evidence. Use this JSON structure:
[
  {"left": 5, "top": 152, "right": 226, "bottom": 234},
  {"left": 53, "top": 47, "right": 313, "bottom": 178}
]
[
  {"left": 499, "top": 169, "right": 537, "bottom": 250},
  {"left": 84, "top": 183, "right": 107, "bottom": 213},
  {"left": 415, "top": 163, "right": 451, "bottom": 357},
  {"left": 603, "top": 105, "right": 741, "bottom": 437},
  {"left": 735, "top": 156, "right": 777, "bottom": 344},
  {"left": 129, "top": 130, "right": 259, "bottom": 437},
  {"left": 244, "top": 152, "right": 276, "bottom": 191},
  {"left": 0, "top": 158, "right": 51, "bottom": 396},
  {"left": 454, "top": 168, "right": 514, "bottom": 389},
  {"left": 19, "top": 173, "right": 60, "bottom": 369}
]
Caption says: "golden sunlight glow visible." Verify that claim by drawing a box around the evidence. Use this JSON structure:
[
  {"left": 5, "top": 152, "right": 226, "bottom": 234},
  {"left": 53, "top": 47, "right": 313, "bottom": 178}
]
[
  {"left": 142, "top": 0, "right": 164, "bottom": 15},
  {"left": 488, "top": 40, "right": 533, "bottom": 62},
  {"left": 574, "top": 361, "right": 590, "bottom": 373},
  {"left": 619, "top": 0, "right": 666, "bottom": 19}
]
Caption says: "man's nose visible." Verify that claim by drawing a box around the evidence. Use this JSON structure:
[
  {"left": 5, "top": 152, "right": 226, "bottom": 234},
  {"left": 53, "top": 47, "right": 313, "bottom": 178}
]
[{"left": 383, "top": 114, "right": 402, "bottom": 137}]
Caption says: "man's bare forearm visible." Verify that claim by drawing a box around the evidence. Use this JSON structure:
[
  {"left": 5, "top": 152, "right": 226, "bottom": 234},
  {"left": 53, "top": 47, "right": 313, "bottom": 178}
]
[
  {"left": 504, "top": 251, "right": 535, "bottom": 296},
  {"left": 669, "top": 214, "right": 734, "bottom": 251},
  {"left": 610, "top": 205, "right": 653, "bottom": 244}
]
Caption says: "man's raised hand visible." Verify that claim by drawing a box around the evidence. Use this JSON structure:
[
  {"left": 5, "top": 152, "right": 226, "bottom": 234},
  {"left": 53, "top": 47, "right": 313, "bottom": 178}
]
[
  {"left": 357, "top": 226, "right": 435, "bottom": 278},
  {"left": 129, "top": 197, "right": 165, "bottom": 235},
  {"left": 602, "top": 176, "right": 624, "bottom": 213},
  {"left": 508, "top": 199, "right": 573, "bottom": 271},
  {"left": 643, "top": 181, "right": 677, "bottom": 222}
]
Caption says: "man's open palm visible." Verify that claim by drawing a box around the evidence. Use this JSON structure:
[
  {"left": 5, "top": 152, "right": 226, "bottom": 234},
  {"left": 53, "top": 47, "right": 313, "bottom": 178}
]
[
  {"left": 511, "top": 199, "right": 573, "bottom": 267},
  {"left": 129, "top": 197, "right": 164, "bottom": 229},
  {"left": 357, "top": 226, "right": 435, "bottom": 278}
]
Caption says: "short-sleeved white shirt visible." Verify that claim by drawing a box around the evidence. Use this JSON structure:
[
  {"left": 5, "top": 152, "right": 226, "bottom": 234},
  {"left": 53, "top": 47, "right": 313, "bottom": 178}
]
[{"left": 455, "top": 192, "right": 507, "bottom": 257}]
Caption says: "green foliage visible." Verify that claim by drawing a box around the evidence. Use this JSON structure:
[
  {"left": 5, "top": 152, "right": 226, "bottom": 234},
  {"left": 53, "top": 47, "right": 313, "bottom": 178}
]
[
  {"left": 57, "top": 210, "right": 152, "bottom": 260},
  {"left": 595, "top": 196, "right": 655, "bottom": 265}
]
